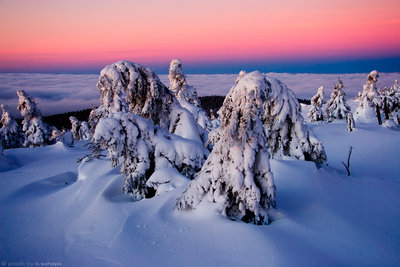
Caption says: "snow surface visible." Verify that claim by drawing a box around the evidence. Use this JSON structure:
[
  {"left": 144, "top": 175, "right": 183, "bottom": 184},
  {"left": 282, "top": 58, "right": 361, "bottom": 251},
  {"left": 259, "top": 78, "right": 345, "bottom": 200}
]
[{"left": 1, "top": 98, "right": 399, "bottom": 266}]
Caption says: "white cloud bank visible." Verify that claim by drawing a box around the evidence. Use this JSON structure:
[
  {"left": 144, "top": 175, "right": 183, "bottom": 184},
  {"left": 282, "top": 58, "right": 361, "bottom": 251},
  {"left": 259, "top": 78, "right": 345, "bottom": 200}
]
[{"left": 0, "top": 72, "right": 398, "bottom": 116}]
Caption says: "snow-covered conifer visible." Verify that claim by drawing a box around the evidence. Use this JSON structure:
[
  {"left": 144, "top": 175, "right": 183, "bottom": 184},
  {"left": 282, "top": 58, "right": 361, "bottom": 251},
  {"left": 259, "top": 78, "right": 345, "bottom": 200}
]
[
  {"left": 325, "top": 78, "right": 351, "bottom": 122},
  {"left": 69, "top": 116, "right": 81, "bottom": 140},
  {"left": 90, "top": 61, "right": 206, "bottom": 144},
  {"left": 233, "top": 71, "right": 326, "bottom": 164},
  {"left": 354, "top": 71, "right": 380, "bottom": 123},
  {"left": 0, "top": 104, "right": 22, "bottom": 149},
  {"left": 308, "top": 86, "right": 324, "bottom": 122},
  {"left": 80, "top": 121, "right": 90, "bottom": 140},
  {"left": 175, "top": 71, "right": 276, "bottom": 224},
  {"left": 88, "top": 61, "right": 209, "bottom": 199},
  {"left": 17, "top": 90, "right": 50, "bottom": 147},
  {"left": 377, "top": 80, "right": 400, "bottom": 125},
  {"left": 346, "top": 112, "right": 355, "bottom": 132},
  {"left": 168, "top": 59, "right": 211, "bottom": 131}
]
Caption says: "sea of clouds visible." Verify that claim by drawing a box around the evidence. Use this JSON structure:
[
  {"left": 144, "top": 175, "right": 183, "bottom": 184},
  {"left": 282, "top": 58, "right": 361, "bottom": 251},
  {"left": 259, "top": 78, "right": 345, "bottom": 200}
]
[{"left": 0, "top": 72, "right": 398, "bottom": 116}]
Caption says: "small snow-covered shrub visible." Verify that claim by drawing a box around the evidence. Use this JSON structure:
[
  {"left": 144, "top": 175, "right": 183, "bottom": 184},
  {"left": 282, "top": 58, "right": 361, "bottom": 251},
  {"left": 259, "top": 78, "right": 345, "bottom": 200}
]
[
  {"left": 17, "top": 90, "right": 50, "bottom": 147},
  {"left": 354, "top": 71, "right": 380, "bottom": 123},
  {"left": 308, "top": 86, "right": 324, "bottom": 122},
  {"left": 176, "top": 70, "right": 276, "bottom": 224},
  {"left": 325, "top": 78, "right": 351, "bottom": 122},
  {"left": 346, "top": 112, "right": 355, "bottom": 132},
  {"left": 69, "top": 116, "right": 81, "bottom": 140},
  {"left": 80, "top": 121, "right": 90, "bottom": 140},
  {"left": 0, "top": 104, "right": 22, "bottom": 149},
  {"left": 168, "top": 59, "right": 212, "bottom": 131}
]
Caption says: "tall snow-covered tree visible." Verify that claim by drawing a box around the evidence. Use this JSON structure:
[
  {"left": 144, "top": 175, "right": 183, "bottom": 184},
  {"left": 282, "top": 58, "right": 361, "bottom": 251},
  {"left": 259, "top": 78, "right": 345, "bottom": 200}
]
[
  {"left": 168, "top": 59, "right": 211, "bottom": 131},
  {"left": 233, "top": 71, "right": 326, "bottom": 164},
  {"left": 325, "top": 77, "right": 351, "bottom": 122},
  {"left": 308, "top": 86, "right": 324, "bottom": 122},
  {"left": 69, "top": 116, "right": 81, "bottom": 140},
  {"left": 89, "top": 61, "right": 206, "bottom": 144},
  {"left": 0, "top": 104, "right": 22, "bottom": 149},
  {"left": 354, "top": 70, "right": 380, "bottom": 123},
  {"left": 88, "top": 61, "right": 209, "bottom": 199},
  {"left": 377, "top": 80, "right": 400, "bottom": 125},
  {"left": 17, "top": 90, "right": 50, "bottom": 147},
  {"left": 175, "top": 70, "right": 276, "bottom": 224}
]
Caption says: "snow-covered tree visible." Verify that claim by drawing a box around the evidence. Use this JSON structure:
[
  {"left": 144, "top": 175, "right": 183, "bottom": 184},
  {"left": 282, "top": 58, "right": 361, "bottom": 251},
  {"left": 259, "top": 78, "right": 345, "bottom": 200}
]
[
  {"left": 354, "top": 70, "right": 380, "bottom": 123},
  {"left": 346, "top": 112, "right": 355, "bottom": 132},
  {"left": 17, "top": 90, "right": 50, "bottom": 147},
  {"left": 80, "top": 121, "right": 90, "bottom": 140},
  {"left": 308, "top": 86, "right": 324, "bottom": 122},
  {"left": 0, "top": 104, "right": 22, "bottom": 149},
  {"left": 377, "top": 80, "right": 400, "bottom": 125},
  {"left": 325, "top": 78, "right": 351, "bottom": 122},
  {"left": 175, "top": 70, "right": 276, "bottom": 224},
  {"left": 69, "top": 116, "right": 81, "bottom": 140},
  {"left": 233, "top": 71, "right": 326, "bottom": 164},
  {"left": 88, "top": 61, "right": 209, "bottom": 199},
  {"left": 90, "top": 61, "right": 206, "bottom": 144},
  {"left": 168, "top": 59, "right": 211, "bottom": 131}
]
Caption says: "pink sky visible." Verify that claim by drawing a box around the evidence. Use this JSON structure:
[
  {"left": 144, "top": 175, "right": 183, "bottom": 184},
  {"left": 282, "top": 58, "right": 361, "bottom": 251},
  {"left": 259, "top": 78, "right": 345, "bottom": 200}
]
[{"left": 0, "top": 0, "right": 399, "bottom": 72}]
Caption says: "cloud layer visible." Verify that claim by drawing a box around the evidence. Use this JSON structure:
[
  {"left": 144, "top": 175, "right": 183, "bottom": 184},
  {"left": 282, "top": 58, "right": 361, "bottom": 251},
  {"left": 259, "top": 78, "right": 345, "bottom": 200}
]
[{"left": 0, "top": 72, "right": 398, "bottom": 117}]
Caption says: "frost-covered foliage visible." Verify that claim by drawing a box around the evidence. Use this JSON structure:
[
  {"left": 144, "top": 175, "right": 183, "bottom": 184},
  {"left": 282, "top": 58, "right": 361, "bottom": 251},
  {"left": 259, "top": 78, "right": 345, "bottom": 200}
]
[
  {"left": 69, "top": 116, "right": 81, "bottom": 140},
  {"left": 80, "top": 121, "right": 90, "bottom": 140},
  {"left": 232, "top": 71, "right": 326, "bottom": 164},
  {"left": 346, "top": 113, "right": 355, "bottom": 132},
  {"left": 176, "top": 71, "right": 276, "bottom": 224},
  {"left": 168, "top": 59, "right": 211, "bottom": 131},
  {"left": 308, "top": 86, "right": 324, "bottom": 122},
  {"left": 90, "top": 61, "right": 206, "bottom": 144},
  {"left": 377, "top": 80, "right": 400, "bottom": 125},
  {"left": 89, "top": 64, "right": 208, "bottom": 199},
  {"left": 325, "top": 78, "right": 351, "bottom": 122},
  {"left": 354, "top": 71, "right": 380, "bottom": 123},
  {"left": 17, "top": 90, "right": 50, "bottom": 147},
  {"left": 0, "top": 104, "right": 22, "bottom": 149}
]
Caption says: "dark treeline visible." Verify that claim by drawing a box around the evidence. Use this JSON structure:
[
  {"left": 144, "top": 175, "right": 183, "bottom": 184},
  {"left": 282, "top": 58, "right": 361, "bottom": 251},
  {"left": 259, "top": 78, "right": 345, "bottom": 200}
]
[{"left": 38, "top": 96, "right": 310, "bottom": 131}]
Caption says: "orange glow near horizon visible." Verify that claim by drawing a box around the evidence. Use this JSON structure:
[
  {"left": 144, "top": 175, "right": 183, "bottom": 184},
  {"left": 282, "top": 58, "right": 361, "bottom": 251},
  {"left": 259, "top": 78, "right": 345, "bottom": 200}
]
[{"left": 1, "top": 0, "right": 400, "bottom": 71}]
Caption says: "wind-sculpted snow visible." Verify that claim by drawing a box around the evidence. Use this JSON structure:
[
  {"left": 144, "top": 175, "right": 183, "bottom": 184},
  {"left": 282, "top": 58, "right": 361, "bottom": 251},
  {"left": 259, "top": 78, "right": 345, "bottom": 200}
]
[
  {"left": 176, "top": 70, "right": 276, "bottom": 224},
  {"left": 91, "top": 61, "right": 206, "bottom": 144}
]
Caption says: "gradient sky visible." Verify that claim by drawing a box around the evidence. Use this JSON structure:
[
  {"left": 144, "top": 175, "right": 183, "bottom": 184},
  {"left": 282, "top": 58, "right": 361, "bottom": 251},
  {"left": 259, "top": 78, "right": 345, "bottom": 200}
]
[{"left": 1, "top": 0, "right": 400, "bottom": 73}]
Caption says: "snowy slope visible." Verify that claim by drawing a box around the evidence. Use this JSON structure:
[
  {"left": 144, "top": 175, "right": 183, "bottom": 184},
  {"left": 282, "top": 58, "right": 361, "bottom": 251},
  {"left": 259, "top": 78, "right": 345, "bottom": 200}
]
[{"left": 1, "top": 108, "right": 399, "bottom": 266}]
